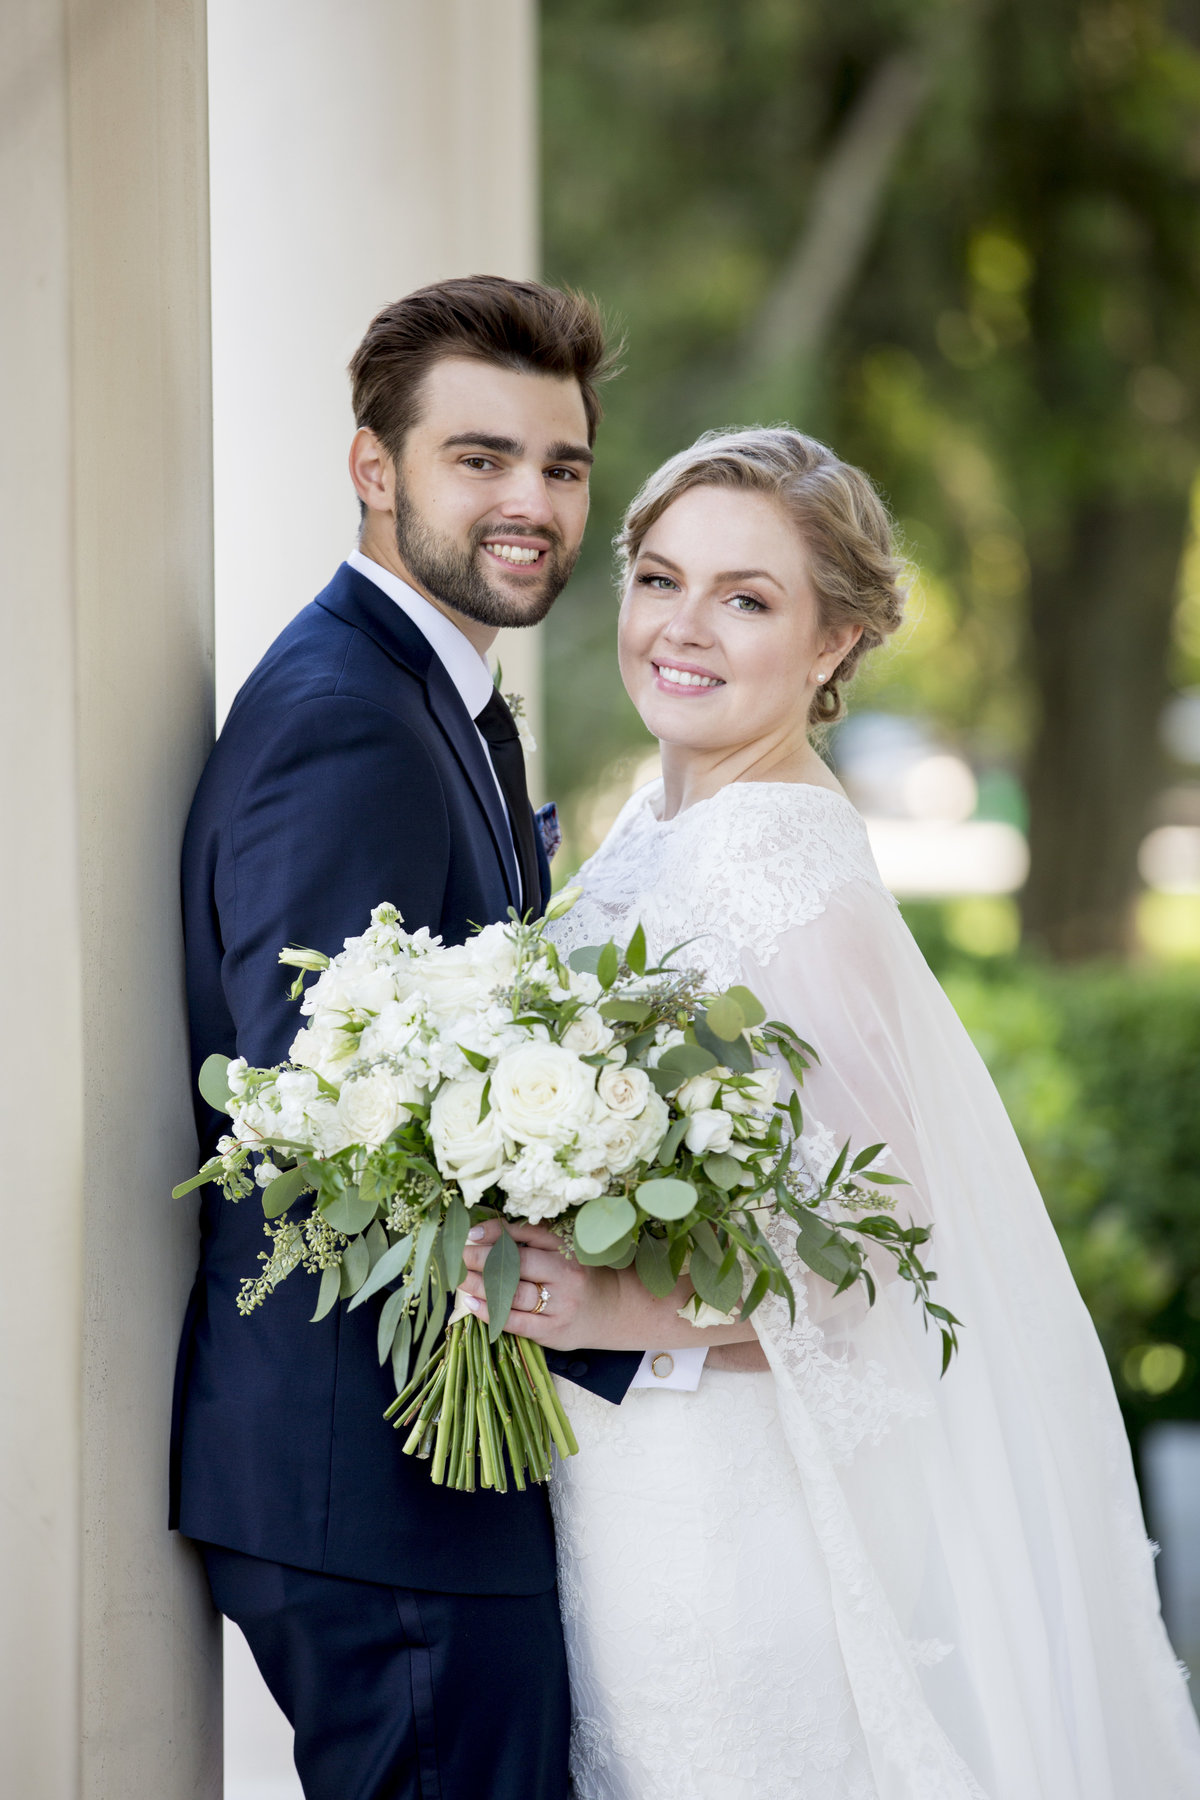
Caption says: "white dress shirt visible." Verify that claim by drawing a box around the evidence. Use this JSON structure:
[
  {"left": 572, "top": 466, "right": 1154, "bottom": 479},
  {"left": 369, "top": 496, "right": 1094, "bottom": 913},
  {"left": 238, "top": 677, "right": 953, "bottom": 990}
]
[
  {"left": 348, "top": 551, "right": 705, "bottom": 1393},
  {"left": 347, "top": 550, "right": 520, "bottom": 900}
]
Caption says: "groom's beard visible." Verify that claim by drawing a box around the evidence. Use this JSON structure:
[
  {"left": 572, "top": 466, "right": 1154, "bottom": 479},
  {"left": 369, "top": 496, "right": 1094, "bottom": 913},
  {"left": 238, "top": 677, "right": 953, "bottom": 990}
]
[{"left": 393, "top": 482, "right": 578, "bottom": 630}]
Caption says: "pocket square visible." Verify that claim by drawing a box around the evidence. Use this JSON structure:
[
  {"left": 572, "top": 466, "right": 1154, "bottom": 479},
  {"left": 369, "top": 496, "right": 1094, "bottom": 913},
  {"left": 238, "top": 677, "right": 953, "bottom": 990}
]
[{"left": 536, "top": 801, "right": 562, "bottom": 860}]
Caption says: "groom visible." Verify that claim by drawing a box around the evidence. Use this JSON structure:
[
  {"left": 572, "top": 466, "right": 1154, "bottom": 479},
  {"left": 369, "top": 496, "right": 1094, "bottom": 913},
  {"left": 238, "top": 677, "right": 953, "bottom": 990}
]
[{"left": 171, "top": 277, "right": 641, "bottom": 1799}]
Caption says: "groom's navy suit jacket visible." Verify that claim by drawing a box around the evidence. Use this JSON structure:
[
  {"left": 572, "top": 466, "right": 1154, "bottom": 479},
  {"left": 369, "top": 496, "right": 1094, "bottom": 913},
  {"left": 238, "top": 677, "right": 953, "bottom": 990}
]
[{"left": 171, "top": 561, "right": 638, "bottom": 1594}]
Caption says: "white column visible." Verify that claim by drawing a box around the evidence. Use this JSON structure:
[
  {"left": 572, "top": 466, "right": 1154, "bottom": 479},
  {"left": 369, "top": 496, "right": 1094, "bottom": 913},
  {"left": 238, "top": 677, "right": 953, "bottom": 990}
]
[
  {"left": 0, "top": 0, "right": 220, "bottom": 1795},
  {"left": 208, "top": 0, "right": 543, "bottom": 784}
]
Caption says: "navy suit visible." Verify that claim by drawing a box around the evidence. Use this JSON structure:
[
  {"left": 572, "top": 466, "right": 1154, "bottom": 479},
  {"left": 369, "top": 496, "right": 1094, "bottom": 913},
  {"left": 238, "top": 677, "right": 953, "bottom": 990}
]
[{"left": 172, "top": 562, "right": 638, "bottom": 1797}]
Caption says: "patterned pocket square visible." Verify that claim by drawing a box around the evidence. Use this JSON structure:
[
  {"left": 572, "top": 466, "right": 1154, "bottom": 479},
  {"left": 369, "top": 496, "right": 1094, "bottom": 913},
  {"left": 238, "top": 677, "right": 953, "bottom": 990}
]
[{"left": 536, "top": 801, "right": 562, "bottom": 861}]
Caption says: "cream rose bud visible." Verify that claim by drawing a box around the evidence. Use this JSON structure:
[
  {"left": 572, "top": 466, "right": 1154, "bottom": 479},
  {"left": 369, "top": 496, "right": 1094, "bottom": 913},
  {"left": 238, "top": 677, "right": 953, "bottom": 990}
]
[
  {"left": 561, "top": 1007, "right": 616, "bottom": 1057},
  {"left": 675, "top": 1072, "right": 722, "bottom": 1114},
  {"left": 429, "top": 1076, "right": 509, "bottom": 1203},
  {"left": 684, "top": 1107, "right": 735, "bottom": 1156},
  {"left": 335, "top": 1068, "right": 410, "bottom": 1148},
  {"left": 678, "top": 1295, "right": 740, "bottom": 1329},
  {"left": 599, "top": 1088, "right": 670, "bottom": 1173},
  {"left": 724, "top": 1068, "right": 781, "bottom": 1114},
  {"left": 489, "top": 1041, "right": 597, "bottom": 1144},
  {"left": 596, "top": 1063, "right": 651, "bottom": 1117}
]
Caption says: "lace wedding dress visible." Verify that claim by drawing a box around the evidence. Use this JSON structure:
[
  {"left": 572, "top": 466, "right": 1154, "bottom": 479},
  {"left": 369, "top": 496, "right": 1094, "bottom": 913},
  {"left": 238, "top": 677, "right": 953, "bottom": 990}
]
[{"left": 546, "top": 779, "right": 1200, "bottom": 1800}]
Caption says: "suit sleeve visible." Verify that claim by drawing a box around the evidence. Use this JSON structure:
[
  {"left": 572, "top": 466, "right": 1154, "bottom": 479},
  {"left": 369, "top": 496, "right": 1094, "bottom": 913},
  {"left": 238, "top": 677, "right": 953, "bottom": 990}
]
[{"left": 220, "top": 694, "right": 450, "bottom": 1069}]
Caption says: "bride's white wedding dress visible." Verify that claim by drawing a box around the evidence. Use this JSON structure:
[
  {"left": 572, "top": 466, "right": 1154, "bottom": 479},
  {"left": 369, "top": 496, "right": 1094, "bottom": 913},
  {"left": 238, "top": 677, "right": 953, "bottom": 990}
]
[{"left": 546, "top": 779, "right": 1200, "bottom": 1800}]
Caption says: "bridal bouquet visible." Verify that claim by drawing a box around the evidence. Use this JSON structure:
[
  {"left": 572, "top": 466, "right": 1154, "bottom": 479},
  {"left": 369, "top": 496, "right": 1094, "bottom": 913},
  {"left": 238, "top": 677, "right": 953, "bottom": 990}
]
[{"left": 176, "top": 897, "right": 956, "bottom": 1492}]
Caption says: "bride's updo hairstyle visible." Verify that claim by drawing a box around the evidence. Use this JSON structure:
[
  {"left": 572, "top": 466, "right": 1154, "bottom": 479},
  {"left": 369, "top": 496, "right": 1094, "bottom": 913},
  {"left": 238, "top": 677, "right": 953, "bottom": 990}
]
[{"left": 616, "top": 427, "right": 905, "bottom": 725}]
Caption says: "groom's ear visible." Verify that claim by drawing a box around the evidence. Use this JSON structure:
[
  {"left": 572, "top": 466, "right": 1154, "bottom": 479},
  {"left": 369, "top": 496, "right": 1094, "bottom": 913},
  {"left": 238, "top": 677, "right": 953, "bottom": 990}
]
[{"left": 349, "top": 427, "right": 396, "bottom": 518}]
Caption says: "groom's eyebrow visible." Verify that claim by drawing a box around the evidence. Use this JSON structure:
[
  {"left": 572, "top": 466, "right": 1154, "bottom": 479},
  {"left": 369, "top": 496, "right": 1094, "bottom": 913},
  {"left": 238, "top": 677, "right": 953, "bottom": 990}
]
[{"left": 440, "top": 432, "right": 594, "bottom": 467}]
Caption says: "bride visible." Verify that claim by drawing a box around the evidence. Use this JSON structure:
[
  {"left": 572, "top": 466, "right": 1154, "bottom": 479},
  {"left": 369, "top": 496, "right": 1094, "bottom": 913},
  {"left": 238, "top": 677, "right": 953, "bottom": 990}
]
[{"left": 457, "top": 426, "right": 1200, "bottom": 1797}]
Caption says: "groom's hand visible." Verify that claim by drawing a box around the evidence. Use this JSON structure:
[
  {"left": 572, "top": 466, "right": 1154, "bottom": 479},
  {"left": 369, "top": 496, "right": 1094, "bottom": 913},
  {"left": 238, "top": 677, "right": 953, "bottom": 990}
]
[{"left": 457, "top": 1217, "right": 617, "bottom": 1350}]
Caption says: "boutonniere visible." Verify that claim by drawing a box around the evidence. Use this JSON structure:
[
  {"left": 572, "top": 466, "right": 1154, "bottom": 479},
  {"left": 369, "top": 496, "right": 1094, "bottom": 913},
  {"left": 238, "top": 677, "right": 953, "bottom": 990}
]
[{"left": 494, "top": 666, "right": 538, "bottom": 755}]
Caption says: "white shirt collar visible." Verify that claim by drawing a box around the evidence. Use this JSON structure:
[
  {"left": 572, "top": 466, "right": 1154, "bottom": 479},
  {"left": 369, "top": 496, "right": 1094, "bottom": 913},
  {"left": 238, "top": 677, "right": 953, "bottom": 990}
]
[{"left": 346, "top": 549, "right": 495, "bottom": 720}]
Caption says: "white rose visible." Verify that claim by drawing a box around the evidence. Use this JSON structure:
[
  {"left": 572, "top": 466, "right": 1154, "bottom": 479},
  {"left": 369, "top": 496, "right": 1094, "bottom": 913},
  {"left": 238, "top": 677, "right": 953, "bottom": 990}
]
[
  {"left": 561, "top": 1007, "right": 616, "bottom": 1056},
  {"left": 305, "top": 1097, "right": 353, "bottom": 1157},
  {"left": 596, "top": 1063, "right": 651, "bottom": 1117},
  {"left": 724, "top": 1068, "right": 781, "bottom": 1114},
  {"left": 647, "top": 1027, "right": 686, "bottom": 1067},
  {"left": 489, "top": 1041, "right": 597, "bottom": 1144},
  {"left": 684, "top": 1107, "right": 734, "bottom": 1156},
  {"left": 335, "top": 1068, "right": 412, "bottom": 1148},
  {"left": 429, "top": 1076, "right": 510, "bottom": 1203},
  {"left": 289, "top": 1018, "right": 357, "bottom": 1076},
  {"left": 411, "top": 943, "right": 489, "bottom": 1016},
  {"left": 596, "top": 1088, "right": 669, "bottom": 1174}
]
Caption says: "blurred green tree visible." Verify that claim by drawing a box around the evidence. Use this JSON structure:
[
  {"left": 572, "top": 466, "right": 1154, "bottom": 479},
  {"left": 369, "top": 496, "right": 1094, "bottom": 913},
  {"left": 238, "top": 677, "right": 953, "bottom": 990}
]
[{"left": 542, "top": 0, "right": 1200, "bottom": 953}]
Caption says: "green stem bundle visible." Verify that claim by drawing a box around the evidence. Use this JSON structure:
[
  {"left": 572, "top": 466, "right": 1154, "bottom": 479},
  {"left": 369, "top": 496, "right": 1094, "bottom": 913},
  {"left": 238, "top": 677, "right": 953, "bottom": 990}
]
[{"left": 384, "top": 1315, "right": 576, "bottom": 1492}]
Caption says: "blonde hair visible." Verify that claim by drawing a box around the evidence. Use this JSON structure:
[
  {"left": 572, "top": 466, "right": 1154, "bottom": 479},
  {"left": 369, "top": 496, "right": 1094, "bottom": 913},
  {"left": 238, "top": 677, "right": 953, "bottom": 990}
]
[{"left": 616, "top": 426, "right": 905, "bottom": 725}]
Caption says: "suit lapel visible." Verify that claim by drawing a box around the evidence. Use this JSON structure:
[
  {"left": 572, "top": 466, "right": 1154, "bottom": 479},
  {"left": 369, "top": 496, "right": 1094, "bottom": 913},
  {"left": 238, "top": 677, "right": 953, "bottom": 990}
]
[{"left": 316, "top": 564, "right": 521, "bottom": 909}]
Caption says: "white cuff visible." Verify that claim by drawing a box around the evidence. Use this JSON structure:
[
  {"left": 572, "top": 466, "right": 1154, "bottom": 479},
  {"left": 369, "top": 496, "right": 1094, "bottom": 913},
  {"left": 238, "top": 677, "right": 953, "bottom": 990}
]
[{"left": 629, "top": 1347, "right": 709, "bottom": 1391}]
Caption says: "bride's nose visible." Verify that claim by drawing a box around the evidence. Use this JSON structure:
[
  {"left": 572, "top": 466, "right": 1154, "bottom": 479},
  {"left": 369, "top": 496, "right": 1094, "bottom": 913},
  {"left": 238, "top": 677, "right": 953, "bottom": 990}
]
[{"left": 660, "top": 592, "right": 712, "bottom": 648}]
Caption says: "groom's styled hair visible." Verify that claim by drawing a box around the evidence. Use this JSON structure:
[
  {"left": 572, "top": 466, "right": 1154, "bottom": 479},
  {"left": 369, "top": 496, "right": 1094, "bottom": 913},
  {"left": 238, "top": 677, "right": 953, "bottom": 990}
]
[{"left": 349, "top": 276, "right": 618, "bottom": 462}]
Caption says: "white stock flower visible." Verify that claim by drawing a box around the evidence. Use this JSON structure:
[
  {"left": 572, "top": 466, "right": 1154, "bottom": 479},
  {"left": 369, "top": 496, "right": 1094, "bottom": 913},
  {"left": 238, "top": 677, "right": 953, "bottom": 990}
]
[
  {"left": 596, "top": 1063, "right": 651, "bottom": 1117},
  {"left": 489, "top": 1041, "right": 597, "bottom": 1145},
  {"left": 255, "top": 1161, "right": 282, "bottom": 1187},
  {"left": 289, "top": 1018, "right": 356, "bottom": 1077},
  {"left": 561, "top": 1008, "right": 616, "bottom": 1056},
  {"left": 336, "top": 1068, "right": 414, "bottom": 1148},
  {"left": 684, "top": 1107, "right": 735, "bottom": 1156},
  {"left": 357, "top": 995, "right": 426, "bottom": 1061},
  {"left": 226, "top": 1057, "right": 249, "bottom": 1096},
  {"left": 498, "top": 1142, "right": 604, "bottom": 1223},
  {"left": 466, "top": 922, "right": 519, "bottom": 990},
  {"left": 410, "top": 943, "right": 489, "bottom": 1017},
  {"left": 305, "top": 960, "right": 396, "bottom": 1020},
  {"left": 429, "top": 1076, "right": 510, "bottom": 1203}
]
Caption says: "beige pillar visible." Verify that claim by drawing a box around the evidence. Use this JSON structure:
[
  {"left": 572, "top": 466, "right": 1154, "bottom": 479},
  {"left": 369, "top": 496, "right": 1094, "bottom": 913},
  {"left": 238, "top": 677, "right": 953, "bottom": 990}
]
[
  {"left": 208, "top": 0, "right": 543, "bottom": 784},
  {"left": 1, "top": 0, "right": 220, "bottom": 1795}
]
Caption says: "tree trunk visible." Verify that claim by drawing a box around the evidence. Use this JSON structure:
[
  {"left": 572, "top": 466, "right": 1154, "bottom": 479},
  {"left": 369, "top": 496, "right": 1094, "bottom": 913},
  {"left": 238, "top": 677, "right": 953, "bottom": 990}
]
[{"left": 1021, "top": 494, "right": 1191, "bottom": 959}]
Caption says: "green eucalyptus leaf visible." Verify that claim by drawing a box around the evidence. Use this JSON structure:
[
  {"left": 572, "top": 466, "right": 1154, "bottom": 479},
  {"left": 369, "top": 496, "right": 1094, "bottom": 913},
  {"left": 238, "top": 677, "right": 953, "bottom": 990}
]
[
  {"left": 391, "top": 1310, "right": 413, "bottom": 1391},
  {"left": 656, "top": 1043, "right": 718, "bottom": 1081},
  {"left": 458, "top": 1044, "right": 491, "bottom": 1072},
  {"left": 635, "top": 1177, "right": 697, "bottom": 1222},
  {"left": 320, "top": 1184, "right": 378, "bottom": 1237},
  {"left": 198, "top": 1053, "right": 233, "bottom": 1114},
  {"left": 598, "top": 998, "right": 653, "bottom": 1024},
  {"left": 376, "top": 1288, "right": 406, "bottom": 1365},
  {"left": 260, "top": 1164, "right": 310, "bottom": 1220},
  {"left": 693, "top": 1011, "right": 754, "bottom": 1071},
  {"left": 568, "top": 944, "right": 603, "bottom": 975},
  {"left": 575, "top": 1193, "right": 638, "bottom": 1255},
  {"left": 739, "top": 1268, "right": 772, "bottom": 1320},
  {"left": 172, "top": 1157, "right": 223, "bottom": 1200},
  {"left": 483, "top": 1228, "right": 522, "bottom": 1344},
  {"left": 338, "top": 1234, "right": 371, "bottom": 1298},
  {"left": 365, "top": 1219, "right": 389, "bottom": 1268},
  {"left": 346, "top": 1231, "right": 414, "bottom": 1312},
  {"left": 635, "top": 1232, "right": 677, "bottom": 1297},
  {"left": 410, "top": 1212, "right": 441, "bottom": 1297},
  {"left": 596, "top": 941, "right": 619, "bottom": 990},
  {"left": 574, "top": 1230, "right": 636, "bottom": 1267},
  {"left": 850, "top": 1142, "right": 887, "bottom": 1173},
  {"left": 440, "top": 1196, "right": 471, "bottom": 1290},
  {"left": 689, "top": 1244, "right": 742, "bottom": 1314},
  {"left": 625, "top": 922, "right": 647, "bottom": 975},
  {"left": 704, "top": 994, "right": 747, "bottom": 1041},
  {"left": 702, "top": 1152, "right": 743, "bottom": 1192},
  {"left": 311, "top": 1262, "right": 341, "bottom": 1323},
  {"left": 792, "top": 1211, "right": 859, "bottom": 1290},
  {"left": 722, "top": 985, "right": 767, "bottom": 1029},
  {"left": 656, "top": 1113, "right": 690, "bottom": 1166}
]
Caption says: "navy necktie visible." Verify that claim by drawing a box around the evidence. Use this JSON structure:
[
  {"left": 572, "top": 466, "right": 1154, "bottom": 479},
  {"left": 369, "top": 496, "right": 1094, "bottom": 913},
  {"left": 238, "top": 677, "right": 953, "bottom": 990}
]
[{"left": 476, "top": 688, "right": 539, "bottom": 916}]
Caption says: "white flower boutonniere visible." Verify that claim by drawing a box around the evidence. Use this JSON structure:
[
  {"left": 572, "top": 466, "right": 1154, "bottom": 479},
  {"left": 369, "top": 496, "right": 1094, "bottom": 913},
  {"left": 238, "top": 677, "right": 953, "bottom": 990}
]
[{"left": 503, "top": 690, "right": 537, "bottom": 756}]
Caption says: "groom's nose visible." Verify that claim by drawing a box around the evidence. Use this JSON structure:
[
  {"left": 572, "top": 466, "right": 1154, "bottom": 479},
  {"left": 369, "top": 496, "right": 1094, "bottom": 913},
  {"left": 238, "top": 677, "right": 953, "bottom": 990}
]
[{"left": 493, "top": 463, "right": 556, "bottom": 527}]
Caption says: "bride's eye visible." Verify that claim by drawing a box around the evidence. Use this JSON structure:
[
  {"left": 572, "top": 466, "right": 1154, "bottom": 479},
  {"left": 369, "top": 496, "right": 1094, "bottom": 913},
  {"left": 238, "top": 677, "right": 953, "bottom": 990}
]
[
  {"left": 636, "top": 573, "right": 678, "bottom": 592},
  {"left": 728, "top": 592, "right": 766, "bottom": 613}
]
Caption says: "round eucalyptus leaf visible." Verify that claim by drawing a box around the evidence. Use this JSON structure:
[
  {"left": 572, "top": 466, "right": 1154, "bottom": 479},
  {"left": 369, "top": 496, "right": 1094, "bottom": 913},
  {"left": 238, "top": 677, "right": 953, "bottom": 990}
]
[
  {"left": 635, "top": 1176, "right": 698, "bottom": 1221},
  {"left": 574, "top": 1193, "right": 637, "bottom": 1255}
]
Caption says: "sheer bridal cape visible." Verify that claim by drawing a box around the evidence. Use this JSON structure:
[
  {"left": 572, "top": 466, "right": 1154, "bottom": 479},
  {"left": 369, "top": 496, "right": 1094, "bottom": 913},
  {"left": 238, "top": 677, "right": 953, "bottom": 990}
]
[{"left": 548, "top": 779, "right": 1200, "bottom": 1800}]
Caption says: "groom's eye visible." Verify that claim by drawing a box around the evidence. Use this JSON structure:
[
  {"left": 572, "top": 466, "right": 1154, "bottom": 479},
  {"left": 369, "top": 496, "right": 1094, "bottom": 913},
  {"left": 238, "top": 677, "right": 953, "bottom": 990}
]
[{"left": 461, "top": 456, "right": 497, "bottom": 471}]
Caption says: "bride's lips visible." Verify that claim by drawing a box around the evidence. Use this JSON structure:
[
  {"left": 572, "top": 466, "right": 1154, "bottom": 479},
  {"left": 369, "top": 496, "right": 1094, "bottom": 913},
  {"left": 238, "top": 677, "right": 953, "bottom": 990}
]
[
  {"left": 652, "top": 658, "right": 726, "bottom": 696},
  {"left": 480, "top": 535, "right": 552, "bottom": 573}
]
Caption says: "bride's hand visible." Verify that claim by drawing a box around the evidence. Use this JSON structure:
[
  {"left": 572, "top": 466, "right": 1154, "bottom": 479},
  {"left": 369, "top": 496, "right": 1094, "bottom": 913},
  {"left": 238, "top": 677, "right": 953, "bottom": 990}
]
[
  {"left": 456, "top": 1217, "right": 764, "bottom": 1355},
  {"left": 456, "top": 1216, "right": 619, "bottom": 1350}
]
